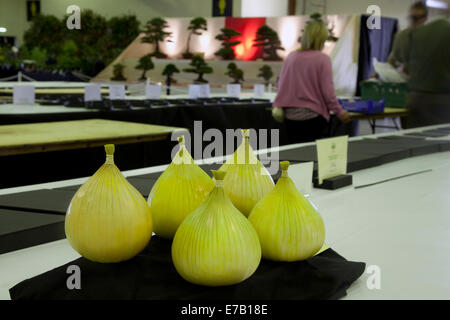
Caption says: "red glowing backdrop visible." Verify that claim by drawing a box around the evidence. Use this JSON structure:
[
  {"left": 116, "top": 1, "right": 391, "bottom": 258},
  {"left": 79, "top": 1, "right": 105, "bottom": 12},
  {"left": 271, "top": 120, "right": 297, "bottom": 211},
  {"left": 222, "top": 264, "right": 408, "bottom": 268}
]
[{"left": 225, "top": 17, "right": 266, "bottom": 61}]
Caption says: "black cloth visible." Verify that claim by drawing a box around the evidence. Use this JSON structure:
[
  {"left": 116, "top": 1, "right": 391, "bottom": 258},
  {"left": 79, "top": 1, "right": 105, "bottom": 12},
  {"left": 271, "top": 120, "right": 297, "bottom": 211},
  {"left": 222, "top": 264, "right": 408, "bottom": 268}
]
[
  {"left": 356, "top": 15, "right": 398, "bottom": 95},
  {"left": 9, "top": 236, "right": 365, "bottom": 300},
  {"left": 284, "top": 116, "right": 329, "bottom": 144}
]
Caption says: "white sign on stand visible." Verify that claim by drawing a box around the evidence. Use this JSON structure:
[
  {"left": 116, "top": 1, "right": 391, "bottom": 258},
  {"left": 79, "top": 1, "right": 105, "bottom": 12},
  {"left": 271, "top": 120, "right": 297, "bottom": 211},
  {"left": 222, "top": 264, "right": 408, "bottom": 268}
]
[
  {"left": 254, "top": 84, "right": 265, "bottom": 98},
  {"left": 227, "top": 84, "right": 241, "bottom": 99},
  {"left": 188, "top": 84, "right": 200, "bottom": 99},
  {"left": 198, "top": 84, "right": 210, "bottom": 98},
  {"left": 127, "top": 84, "right": 146, "bottom": 96},
  {"left": 145, "top": 84, "right": 162, "bottom": 99},
  {"left": 13, "top": 85, "right": 35, "bottom": 105},
  {"left": 316, "top": 136, "right": 349, "bottom": 185},
  {"left": 289, "top": 162, "right": 314, "bottom": 195},
  {"left": 84, "top": 84, "right": 102, "bottom": 101},
  {"left": 109, "top": 85, "right": 126, "bottom": 100}
]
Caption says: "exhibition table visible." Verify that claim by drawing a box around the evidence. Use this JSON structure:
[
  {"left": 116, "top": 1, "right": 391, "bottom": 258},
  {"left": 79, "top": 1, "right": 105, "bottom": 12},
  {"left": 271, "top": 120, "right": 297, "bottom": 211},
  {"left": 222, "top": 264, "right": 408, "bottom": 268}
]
[
  {"left": 0, "top": 119, "right": 186, "bottom": 156},
  {"left": 0, "top": 119, "right": 187, "bottom": 188},
  {"left": 0, "top": 124, "right": 449, "bottom": 299}
]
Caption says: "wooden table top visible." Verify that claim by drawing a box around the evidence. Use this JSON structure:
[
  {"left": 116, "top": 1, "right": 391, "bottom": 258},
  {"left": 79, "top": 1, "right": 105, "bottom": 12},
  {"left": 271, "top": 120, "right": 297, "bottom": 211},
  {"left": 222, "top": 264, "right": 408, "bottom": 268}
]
[
  {"left": 0, "top": 119, "right": 186, "bottom": 156},
  {"left": 349, "top": 107, "right": 408, "bottom": 120}
]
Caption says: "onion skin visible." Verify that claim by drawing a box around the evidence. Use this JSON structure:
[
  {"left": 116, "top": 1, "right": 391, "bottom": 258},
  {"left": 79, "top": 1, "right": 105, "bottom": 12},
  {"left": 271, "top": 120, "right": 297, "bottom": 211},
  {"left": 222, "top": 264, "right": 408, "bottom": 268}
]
[
  {"left": 65, "top": 145, "right": 152, "bottom": 263},
  {"left": 172, "top": 170, "right": 261, "bottom": 286},
  {"left": 148, "top": 137, "right": 214, "bottom": 238},
  {"left": 248, "top": 161, "right": 325, "bottom": 262},
  {"left": 220, "top": 129, "right": 274, "bottom": 216}
]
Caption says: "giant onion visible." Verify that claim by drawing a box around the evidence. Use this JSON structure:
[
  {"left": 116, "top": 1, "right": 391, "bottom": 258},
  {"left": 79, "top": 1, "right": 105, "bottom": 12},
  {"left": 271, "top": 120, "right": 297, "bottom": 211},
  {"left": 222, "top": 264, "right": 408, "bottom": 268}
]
[
  {"left": 172, "top": 170, "right": 261, "bottom": 286},
  {"left": 248, "top": 161, "right": 325, "bottom": 261},
  {"left": 148, "top": 136, "right": 214, "bottom": 238},
  {"left": 219, "top": 129, "right": 274, "bottom": 216},
  {"left": 65, "top": 144, "right": 152, "bottom": 263}
]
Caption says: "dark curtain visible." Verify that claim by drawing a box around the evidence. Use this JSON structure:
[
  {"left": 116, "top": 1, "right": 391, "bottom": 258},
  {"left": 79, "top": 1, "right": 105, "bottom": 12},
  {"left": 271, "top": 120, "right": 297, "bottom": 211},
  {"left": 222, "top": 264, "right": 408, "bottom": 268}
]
[{"left": 356, "top": 15, "right": 398, "bottom": 95}]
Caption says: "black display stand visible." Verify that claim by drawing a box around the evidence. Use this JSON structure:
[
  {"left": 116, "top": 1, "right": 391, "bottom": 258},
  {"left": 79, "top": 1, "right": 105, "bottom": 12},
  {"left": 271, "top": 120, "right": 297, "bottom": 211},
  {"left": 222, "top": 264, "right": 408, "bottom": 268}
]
[
  {"left": 313, "top": 175, "right": 353, "bottom": 190},
  {"left": 9, "top": 236, "right": 366, "bottom": 300}
]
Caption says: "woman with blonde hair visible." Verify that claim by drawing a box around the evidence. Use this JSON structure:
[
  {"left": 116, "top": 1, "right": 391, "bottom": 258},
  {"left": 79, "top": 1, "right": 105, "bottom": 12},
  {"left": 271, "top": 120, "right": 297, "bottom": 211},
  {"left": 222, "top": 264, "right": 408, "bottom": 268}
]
[{"left": 272, "top": 18, "right": 350, "bottom": 144}]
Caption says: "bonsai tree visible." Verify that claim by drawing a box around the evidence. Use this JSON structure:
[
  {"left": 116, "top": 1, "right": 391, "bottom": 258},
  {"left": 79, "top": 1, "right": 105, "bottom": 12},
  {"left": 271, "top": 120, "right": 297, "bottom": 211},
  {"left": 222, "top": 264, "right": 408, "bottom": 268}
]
[
  {"left": 183, "top": 55, "right": 213, "bottom": 83},
  {"left": 214, "top": 27, "right": 241, "bottom": 60},
  {"left": 225, "top": 63, "right": 244, "bottom": 84},
  {"left": 141, "top": 17, "right": 172, "bottom": 58},
  {"left": 56, "top": 40, "right": 81, "bottom": 71},
  {"left": 162, "top": 63, "right": 180, "bottom": 84},
  {"left": 253, "top": 25, "right": 285, "bottom": 61},
  {"left": 111, "top": 63, "right": 126, "bottom": 81},
  {"left": 183, "top": 17, "right": 207, "bottom": 59},
  {"left": 258, "top": 65, "right": 274, "bottom": 86},
  {"left": 135, "top": 54, "right": 154, "bottom": 80}
]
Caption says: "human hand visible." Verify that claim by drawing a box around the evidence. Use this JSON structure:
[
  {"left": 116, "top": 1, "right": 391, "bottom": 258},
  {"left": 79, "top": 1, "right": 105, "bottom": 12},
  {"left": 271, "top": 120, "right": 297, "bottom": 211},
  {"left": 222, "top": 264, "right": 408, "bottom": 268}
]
[{"left": 338, "top": 110, "right": 352, "bottom": 123}]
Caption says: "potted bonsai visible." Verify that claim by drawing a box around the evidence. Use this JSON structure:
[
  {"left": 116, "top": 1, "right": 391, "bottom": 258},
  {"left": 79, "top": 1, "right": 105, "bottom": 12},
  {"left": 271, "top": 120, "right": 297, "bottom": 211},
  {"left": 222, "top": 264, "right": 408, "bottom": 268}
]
[
  {"left": 258, "top": 65, "right": 273, "bottom": 86},
  {"left": 225, "top": 63, "right": 244, "bottom": 84},
  {"left": 183, "top": 17, "right": 208, "bottom": 59},
  {"left": 135, "top": 54, "right": 154, "bottom": 81},
  {"left": 110, "top": 62, "right": 126, "bottom": 81},
  {"left": 183, "top": 55, "right": 213, "bottom": 83},
  {"left": 214, "top": 27, "right": 241, "bottom": 60},
  {"left": 141, "top": 17, "right": 172, "bottom": 59},
  {"left": 253, "top": 25, "right": 285, "bottom": 61},
  {"left": 162, "top": 63, "right": 180, "bottom": 84}
]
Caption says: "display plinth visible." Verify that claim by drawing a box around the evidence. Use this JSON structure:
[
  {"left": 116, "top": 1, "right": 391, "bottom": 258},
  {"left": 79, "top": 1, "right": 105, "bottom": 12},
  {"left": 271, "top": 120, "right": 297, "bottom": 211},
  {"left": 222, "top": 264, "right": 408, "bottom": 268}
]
[
  {"left": 9, "top": 236, "right": 365, "bottom": 300},
  {"left": 313, "top": 174, "right": 353, "bottom": 190}
]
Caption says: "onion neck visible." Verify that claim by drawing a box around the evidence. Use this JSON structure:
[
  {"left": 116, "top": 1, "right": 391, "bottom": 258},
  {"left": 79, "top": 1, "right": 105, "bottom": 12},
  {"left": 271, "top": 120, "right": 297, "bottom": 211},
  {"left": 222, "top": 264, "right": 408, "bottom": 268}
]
[
  {"left": 105, "top": 154, "right": 114, "bottom": 164},
  {"left": 215, "top": 180, "right": 224, "bottom": 188}
]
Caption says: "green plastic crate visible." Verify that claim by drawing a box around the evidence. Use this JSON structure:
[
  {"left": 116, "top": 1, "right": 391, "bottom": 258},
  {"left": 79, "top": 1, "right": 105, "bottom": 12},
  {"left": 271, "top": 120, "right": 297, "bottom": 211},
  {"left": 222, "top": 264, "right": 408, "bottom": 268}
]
[{"left": 360, "top": 81, "right": 408, "bottom": 108}]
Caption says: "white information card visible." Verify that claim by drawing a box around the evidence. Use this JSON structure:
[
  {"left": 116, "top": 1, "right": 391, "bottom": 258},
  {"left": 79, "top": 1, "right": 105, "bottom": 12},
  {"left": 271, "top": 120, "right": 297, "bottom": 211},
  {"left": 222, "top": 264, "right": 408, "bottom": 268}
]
[
  {"left": 197, "top": 84, "right": 210, "bottom": 98},
  {"left": 227, "top": 84, "right": 241, "bottom": 99},
  {"left": 316, "top": 136, "right": 348, "bottom": 185},
  {"left": 289, "top": 161, "right": 314, "bottom": 195},
  {"left": 109, "top": 84, "right": 126, "bottom": 100},
  {"left": 84, "top": 84, "right": 102, "bottom": 101},
  {"left": 13, "top": 85, "right": 35, "bottom": 105},
  {"left": 188, "top": 84, "right": 200, "bottom": 99},
  {"left": 146, "top": 84, "right": 162, "bottom": 99},
  {"left": 253, "top": 84, "right": 265, "bottom": 98}
]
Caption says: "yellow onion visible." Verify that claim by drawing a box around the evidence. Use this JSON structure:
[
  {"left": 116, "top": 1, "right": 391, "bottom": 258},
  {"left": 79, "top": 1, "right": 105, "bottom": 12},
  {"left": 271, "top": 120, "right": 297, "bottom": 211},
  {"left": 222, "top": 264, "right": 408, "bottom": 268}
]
[
  {"left": 248, "top": 161, "right": 325, "bottom": 261},
  {"left": 219, "top": 129, "right": 274, "bottom": 216},
  {"left": 172, "top": 170, "right": 261, "bottom": 286},
  {"left": 148, "top": 136, "right": 214, "bottom": 238},
  {"left": 65, "top": 144, "right": 152, "bottom": 263}
]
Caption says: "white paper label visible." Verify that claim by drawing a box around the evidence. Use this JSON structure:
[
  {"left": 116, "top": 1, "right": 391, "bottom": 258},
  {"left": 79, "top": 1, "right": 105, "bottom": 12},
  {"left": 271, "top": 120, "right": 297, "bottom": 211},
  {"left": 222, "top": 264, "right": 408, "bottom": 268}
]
[
  {"left": 198, "top": 84, "right": 211, "bottom": 98},
  {"left": 188, "top": 84, "right": 200, "bottom": 99},
  {"left": 146, "top": 84, "right": 162, "bottom": 99},
  {"left": 254, "top": 84, "right": 265, "bottom": 98},
  {"left": 316, "top": 136, "right": 348, "bottom": 184},
  {"left": 13, "top": 85, "right": 35, "bottom": 105},
  {"left": 84, "top": 84, "right": 102, "bottom": 101},
  {"left": 127, "top": 83, "right": 146, "bottom": 96},
  {"left": 289, "top": 162, "right": 314, "bottom": 195},
  {"left": 109, "top": 85, "right": 126, "bottom": 100},
  {"left": 227, "top": 84, "right": 241, "bottom": 98}
]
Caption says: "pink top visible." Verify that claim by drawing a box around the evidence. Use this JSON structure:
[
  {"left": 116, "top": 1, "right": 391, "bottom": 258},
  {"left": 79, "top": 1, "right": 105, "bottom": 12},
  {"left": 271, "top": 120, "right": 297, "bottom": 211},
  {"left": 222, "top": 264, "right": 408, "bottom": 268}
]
[{"left": 273, "top": 50, "right": 345, "bottom": 121}]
